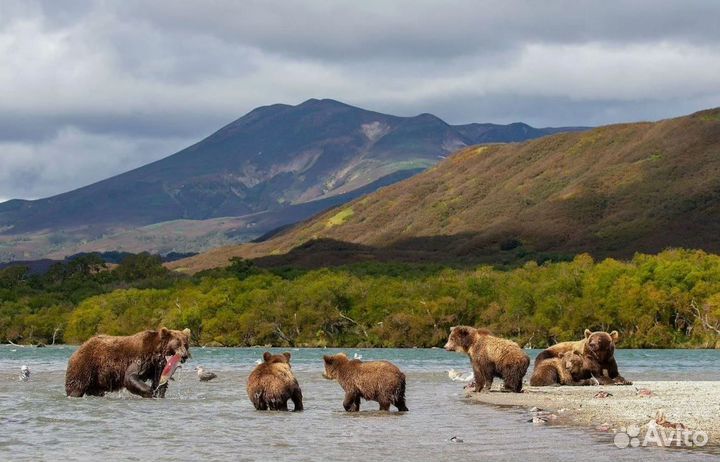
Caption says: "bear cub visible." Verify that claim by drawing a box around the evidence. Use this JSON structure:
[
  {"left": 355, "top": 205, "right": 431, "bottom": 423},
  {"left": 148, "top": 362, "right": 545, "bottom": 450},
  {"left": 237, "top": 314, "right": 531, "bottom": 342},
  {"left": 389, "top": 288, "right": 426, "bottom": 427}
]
[
  {"left": 247, "top": 352, "right": 303, "bottom": 411},
  {"left": 322, "top": 353, "right": 408, "bottom": 412},
  {"left": 444, "top": 326, "right": 529, "bottom": 393},
  {"left": 530, "top": 351, "right": 598, "bottom": 386}
]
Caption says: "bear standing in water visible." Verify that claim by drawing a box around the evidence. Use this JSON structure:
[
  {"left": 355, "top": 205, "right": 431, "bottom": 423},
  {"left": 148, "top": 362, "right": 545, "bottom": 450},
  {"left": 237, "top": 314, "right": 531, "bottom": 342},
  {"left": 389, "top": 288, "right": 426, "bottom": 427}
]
[
  {"left": 65, "top": 327, "right": 191, "bottom": 398},
  {"left": 530, "top": 351, "right": 597, "bottom": 386},
  {"left": 534, "top": 329, "right": 632, "bottom": 385},
  {"left": 247, "top": 352, "right": 303, "bottom": 411},
  {"left": 444, "top": 326, "right": 529, "bottom": 393},
  {"left": 322, "top": 353, "right": 408, "bottom": 412}
]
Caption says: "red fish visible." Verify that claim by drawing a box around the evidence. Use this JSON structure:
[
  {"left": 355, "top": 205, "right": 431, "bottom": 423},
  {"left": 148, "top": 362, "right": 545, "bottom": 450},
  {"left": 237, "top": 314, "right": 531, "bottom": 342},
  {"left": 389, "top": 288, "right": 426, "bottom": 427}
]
[{"left": 158, "top": 353, "right": 183, "bottom": 387}]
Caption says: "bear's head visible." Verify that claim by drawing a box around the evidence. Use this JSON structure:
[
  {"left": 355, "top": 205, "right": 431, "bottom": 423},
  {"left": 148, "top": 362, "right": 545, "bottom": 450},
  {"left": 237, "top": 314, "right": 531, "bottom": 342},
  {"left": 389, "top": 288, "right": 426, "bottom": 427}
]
[
  {"left": 444, "top": 326, "right": 488, "bottom": 353},
  {"left": 156, "top": 327, "right": 191, "bottom": 363},
  {"left": 562, "top": 351, "right": 584, "bottom": 375},
  {"left": 262, "top": 351, "right": 292, "bottom": 365},
  {"left": 583, "top": 329, "right": 619, "bottom": 361},
  {"left": 322, "top": 353, "right": 349, "bottom": 380}
]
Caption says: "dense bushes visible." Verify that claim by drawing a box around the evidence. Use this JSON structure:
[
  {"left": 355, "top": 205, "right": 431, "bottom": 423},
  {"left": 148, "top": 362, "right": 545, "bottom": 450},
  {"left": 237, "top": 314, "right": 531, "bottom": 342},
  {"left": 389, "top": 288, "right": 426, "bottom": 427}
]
[{"left": 2, "top": 249, "right": 720, "bottom": 348}]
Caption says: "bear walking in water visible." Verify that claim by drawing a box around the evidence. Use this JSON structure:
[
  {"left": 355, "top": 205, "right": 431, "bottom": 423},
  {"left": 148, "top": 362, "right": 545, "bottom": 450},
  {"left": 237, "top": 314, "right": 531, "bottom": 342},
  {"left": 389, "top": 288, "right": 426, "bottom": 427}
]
[
  {"left": 534, "top": 329, "right": 632, "bottom": 385},
  {"left": 65, "top": 328, "right": 191, "bottom": 398},
  {"left": 247, "top": 352, "right": 303, "bottom": 411},
  {"left": 444, "top": 326, "right": 529, "bottom": 393},
  {"left": 530, "top": 351, "right": 597, "bottom": 386},
  {"left": 322, "top": 353, "right": 408, "bottom": 412}
]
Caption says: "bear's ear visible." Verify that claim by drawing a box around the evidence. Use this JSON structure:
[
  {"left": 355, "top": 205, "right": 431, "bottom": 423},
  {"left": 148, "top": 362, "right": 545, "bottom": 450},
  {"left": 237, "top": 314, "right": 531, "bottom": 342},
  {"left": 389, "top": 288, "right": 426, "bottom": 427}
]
[
  {"left": 610, "top": 330, "right": 619, "bottom": 342},
  {"left": 584, "top": 329, "right": 592, "bottom": 338},
  {"left": 283, "top": 352, "right": 291, "bottom": 361},
  {"left": 263, "top": 352, "right": 271, "bottom": 363},
  {"left": 182, "top": 328, "right": 191, "bottom": 338},
  {"left": 323, "top": 355, "right": 332, "bottom": 363},
  {"left": 160, "top": 327, "right": 170, "bottom": 338}
]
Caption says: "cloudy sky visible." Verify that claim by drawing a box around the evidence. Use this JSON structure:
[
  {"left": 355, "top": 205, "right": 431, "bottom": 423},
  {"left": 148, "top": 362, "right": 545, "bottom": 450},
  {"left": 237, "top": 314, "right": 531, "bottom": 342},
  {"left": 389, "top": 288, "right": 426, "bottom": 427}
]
[{"left": 1, "top": 0, "right": 719, "bottom": 201}]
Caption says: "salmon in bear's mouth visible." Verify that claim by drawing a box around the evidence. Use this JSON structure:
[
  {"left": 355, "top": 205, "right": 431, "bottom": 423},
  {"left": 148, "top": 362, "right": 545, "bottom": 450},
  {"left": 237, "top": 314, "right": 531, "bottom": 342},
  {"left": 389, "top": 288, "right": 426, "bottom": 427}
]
[{"left": 158, "top": 353, "right": 183, "bottom": 387}]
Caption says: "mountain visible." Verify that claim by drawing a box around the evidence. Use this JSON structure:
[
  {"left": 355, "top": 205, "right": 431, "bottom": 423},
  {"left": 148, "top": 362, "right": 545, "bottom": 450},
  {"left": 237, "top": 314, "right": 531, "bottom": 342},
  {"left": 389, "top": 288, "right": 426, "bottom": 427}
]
[
  {"left": 0, "top": 98, "right": 584, "bottom": 261},
  {"left": 169, "top": 108, "right": 720, "bottom": 273}
]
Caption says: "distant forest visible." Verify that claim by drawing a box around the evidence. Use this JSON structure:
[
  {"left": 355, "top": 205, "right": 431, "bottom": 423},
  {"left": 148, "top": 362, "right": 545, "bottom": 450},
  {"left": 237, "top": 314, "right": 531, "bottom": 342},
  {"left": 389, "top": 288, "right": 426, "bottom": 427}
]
[{"left": 1, "top": 249, "right": 720, "bottom": 348}]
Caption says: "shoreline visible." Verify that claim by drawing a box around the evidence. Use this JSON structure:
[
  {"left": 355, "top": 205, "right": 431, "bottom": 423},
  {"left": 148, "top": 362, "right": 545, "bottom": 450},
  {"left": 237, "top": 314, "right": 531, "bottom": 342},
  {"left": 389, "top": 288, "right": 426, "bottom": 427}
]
[{"left": 466, "top": 381, "right": 720, "bottom": 451}]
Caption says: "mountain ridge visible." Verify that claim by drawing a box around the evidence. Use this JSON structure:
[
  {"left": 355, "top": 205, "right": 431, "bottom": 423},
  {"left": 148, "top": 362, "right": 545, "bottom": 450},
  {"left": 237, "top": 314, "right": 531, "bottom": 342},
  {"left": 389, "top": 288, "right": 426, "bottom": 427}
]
[
  {"left": 168, "top": 107, "right": 720, "bottom": 272},
  {"left": 0, "top": 98, "right": 586, "bottom": 261}
]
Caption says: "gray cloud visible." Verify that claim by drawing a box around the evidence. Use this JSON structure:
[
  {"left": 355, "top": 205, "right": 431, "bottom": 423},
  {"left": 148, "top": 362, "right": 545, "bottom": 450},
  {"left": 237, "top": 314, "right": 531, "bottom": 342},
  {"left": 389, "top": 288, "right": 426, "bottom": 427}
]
[{"left": 1, "top": 0, "right": 719, "bottom": 200}]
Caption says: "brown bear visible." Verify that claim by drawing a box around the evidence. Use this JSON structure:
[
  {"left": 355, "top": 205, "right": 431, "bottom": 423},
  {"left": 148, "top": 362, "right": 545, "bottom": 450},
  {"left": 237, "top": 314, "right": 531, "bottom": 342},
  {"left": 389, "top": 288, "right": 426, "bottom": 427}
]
[
  {"left": 247, "top": 352, "right": 303, "bottom": 411},
  {"left": 65, "top": 327, "right": 191, "bottom": 398},
  {"left": 534, "top": 329, "right": 632, "bottom": 385},
  {"left": 530, "top": 351, "right": 598, "bottom": 386},
  {"left": 444, "top": 326, "right": 529, "bottom": 393},
  {"left": 322, "top": 353, "right": 408, "bottom": 412}
]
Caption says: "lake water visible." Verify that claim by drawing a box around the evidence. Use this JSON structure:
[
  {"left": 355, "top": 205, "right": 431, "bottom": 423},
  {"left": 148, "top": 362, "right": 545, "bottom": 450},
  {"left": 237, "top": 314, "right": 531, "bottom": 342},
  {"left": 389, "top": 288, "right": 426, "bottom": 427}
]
[{"left": 1, "top": 346, "right": 718, "bottom": 461}]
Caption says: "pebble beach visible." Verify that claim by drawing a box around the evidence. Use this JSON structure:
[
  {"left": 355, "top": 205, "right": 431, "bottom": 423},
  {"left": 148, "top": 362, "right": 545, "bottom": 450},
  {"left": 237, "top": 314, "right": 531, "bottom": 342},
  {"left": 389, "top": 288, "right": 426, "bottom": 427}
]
[{"left": 467, "top": 381, "right": 720, "bottom": 450}]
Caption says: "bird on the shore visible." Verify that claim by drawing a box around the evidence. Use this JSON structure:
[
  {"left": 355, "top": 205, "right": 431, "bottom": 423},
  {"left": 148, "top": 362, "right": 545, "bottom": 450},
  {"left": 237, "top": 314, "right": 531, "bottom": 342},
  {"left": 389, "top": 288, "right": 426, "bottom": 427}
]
[
  {"left": 353, "top": 353, "right": 363, "bottom": 360},
  {"left": 447, "top": 369, "right": 473, "bottom": 382},
  {"left": 195, "top": 366, "right": 217, "bottom": 382},
  {"left": 19, "top": 365, "right": 30, "bottom": 382}
]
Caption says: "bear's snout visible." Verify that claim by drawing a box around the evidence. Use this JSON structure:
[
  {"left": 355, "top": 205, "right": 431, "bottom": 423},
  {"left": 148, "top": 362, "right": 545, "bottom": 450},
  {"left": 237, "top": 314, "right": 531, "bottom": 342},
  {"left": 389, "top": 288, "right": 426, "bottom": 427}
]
[{"left": 443, "top": 342, "right": 454, "bottom": 351}]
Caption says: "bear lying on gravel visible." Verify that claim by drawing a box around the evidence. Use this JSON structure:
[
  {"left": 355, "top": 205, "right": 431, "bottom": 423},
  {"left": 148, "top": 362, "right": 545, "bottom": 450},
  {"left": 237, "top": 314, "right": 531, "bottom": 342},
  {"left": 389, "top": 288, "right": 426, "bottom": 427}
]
[
  {"left": 247, "top": 352, "right": 303, "bottom": 411},
  {"left": 65, "top": 328, "right": 191, "bottom": 398},
  {"left": 530, "top": 352, "right": 597, "bottom": 386},
  {"left": 534, "top": 329, "right": 632, "bottom": 385},
  {"left": 444, "top": 326, "right": 529, "bottom": 393},
  {"left": 322, "top": 353, "right": 408, "bottom": 412}
]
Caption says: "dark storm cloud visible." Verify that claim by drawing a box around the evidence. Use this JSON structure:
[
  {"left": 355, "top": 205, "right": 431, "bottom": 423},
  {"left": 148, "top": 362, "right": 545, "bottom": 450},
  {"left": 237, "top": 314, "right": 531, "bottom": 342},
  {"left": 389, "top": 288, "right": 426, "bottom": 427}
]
[{"left": 0, "top": 0, "right": 719, "bottom": 200}]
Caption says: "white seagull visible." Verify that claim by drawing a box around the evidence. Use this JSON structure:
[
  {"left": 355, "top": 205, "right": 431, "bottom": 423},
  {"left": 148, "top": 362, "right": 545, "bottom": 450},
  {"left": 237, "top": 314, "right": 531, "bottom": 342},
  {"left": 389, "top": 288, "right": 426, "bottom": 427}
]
[{"left": 447, "top": 369, "right": 473, "bottom": 382}]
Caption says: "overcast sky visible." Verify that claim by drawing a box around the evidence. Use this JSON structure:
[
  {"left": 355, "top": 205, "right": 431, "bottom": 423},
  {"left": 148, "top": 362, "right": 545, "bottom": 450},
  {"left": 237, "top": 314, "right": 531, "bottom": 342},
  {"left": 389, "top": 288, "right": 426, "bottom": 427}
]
[{"left": 1, "top": 0, "right": 719, "bottom": 201}]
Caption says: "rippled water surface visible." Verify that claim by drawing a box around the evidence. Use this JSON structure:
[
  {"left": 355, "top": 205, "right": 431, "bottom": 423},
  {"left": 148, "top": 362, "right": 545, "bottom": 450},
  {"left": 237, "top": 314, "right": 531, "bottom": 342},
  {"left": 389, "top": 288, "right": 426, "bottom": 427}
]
[{"left": 1, "top": 347, "right": 718, "bottom": 461}]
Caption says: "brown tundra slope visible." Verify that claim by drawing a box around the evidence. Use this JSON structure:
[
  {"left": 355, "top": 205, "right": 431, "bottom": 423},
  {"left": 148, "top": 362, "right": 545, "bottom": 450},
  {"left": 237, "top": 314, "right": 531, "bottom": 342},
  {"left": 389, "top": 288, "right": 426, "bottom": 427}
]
[{"left": 169, "top": 108, "right": 720, "bottom": 273}]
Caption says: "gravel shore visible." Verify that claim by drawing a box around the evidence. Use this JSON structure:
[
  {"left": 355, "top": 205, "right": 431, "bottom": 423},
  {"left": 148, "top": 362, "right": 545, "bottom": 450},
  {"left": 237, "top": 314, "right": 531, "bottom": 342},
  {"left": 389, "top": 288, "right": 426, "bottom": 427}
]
[{"left": 466, "top": 381, "right": 720, "bottom": 449}]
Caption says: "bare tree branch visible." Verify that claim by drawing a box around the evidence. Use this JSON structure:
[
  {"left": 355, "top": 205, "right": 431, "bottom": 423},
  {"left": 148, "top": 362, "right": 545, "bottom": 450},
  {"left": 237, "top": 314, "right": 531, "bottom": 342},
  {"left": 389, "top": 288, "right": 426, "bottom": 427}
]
[
  {"left": 691, "top": 299, "right": 720, "bottom": 335},
  {"left": 335, "top": 308, "right": 368, "bottom": 338}
]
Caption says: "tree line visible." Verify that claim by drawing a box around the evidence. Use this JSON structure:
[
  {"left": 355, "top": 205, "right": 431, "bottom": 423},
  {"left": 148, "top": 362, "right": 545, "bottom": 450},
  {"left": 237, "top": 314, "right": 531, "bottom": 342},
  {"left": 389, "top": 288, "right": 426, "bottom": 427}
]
[{"left": 2, "top": 249, "right": 720, "bottom": 348}]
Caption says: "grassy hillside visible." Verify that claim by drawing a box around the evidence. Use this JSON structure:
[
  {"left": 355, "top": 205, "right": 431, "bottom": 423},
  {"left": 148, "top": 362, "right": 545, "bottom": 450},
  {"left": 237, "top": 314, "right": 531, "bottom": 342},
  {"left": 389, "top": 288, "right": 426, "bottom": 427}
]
[{"left": 171, "top": 108, "right": 720, "bottom": 273}]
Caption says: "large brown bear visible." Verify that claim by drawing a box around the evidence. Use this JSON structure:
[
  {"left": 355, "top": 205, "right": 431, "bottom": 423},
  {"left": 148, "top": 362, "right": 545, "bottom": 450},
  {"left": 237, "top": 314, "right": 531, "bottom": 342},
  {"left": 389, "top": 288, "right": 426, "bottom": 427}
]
[
  {"left": 247, "top": 352, "right": 303, "bottom": 411},
  {"left": 444, "top": 326, "right": 529, "bottom": 393},
  {"left": 530, "top": 352, "right": 597, "bottom": 386},
  {"left": 322, "top": 353, "right": 408, "bottom": 412},
  {"left": 534, "top": 329, "right": 632, "bottom": 385},
  {"left": 65, "top": 327, "right": 191, "bottom": 398}
]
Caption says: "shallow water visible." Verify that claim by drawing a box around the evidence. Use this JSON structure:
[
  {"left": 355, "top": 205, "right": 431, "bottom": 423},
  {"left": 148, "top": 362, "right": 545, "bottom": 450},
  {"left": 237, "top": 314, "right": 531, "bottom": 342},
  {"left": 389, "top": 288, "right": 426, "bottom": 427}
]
[{"left": 0, "top": 346, "right": 718, "bottom": 461}]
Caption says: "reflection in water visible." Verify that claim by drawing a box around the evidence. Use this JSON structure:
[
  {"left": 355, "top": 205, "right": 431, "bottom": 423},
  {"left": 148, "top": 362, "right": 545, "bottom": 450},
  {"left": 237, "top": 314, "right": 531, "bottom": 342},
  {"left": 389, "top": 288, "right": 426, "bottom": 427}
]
[{"left": 0, "top": 347, "right": 717, "bottom": 461}]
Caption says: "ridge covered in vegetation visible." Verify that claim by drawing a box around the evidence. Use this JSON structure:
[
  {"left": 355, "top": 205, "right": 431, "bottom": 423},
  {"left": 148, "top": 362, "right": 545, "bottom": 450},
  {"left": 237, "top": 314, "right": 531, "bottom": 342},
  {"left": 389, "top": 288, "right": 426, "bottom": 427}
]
[
  {"left": 171, "top": 108, "right": 720, "bottom": 273},
  {"left": 2, "top": 249, "right": 720, "bottom": 348}
]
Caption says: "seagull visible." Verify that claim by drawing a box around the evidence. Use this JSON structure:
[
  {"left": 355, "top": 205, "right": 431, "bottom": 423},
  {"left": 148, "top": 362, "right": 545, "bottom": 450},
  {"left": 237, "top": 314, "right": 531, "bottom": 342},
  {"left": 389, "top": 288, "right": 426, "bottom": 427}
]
[
  {"left": 254, "top": 359, "right": 262, "bottom": 365},
  {"left": 195, "top": 366, "right": 217, "bottom": 382},
  {"left": 19, "top": 365, "right": 30, "bottom": 382},
  {"left": 447, "top": 369, "right": 473, "bottom": 382},
  {"left": 353, "top": 353, "right": 363, "bottom": 360},
  {"left": 450, "top": 436, "right": 464, "bottom": 443}
]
